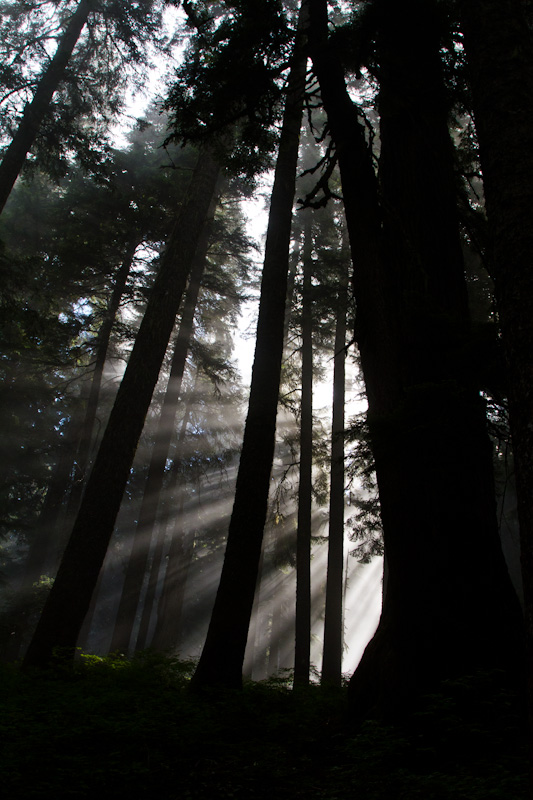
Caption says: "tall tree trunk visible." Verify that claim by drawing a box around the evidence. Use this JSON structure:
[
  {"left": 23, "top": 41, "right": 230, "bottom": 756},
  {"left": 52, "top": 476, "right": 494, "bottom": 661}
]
[
  {"left": 23, "top": 144, "right": 221, "bottom": 668},
  {"left": 149, "top": 397, "right": 195, "bottom": 652},
  {"left": 459, "top": 0, "right": 533, "bottom": 776},
  {"left": 190, "top": 1, "right": 309, "bottom": 691},
  {"left": 0, "top": 0, "right": 93, "bottom": 214},
  {"left": 75, "top": 549, "right": 106, "bottom": 653},
  {"left": 242, "top": 547, "right": 266, "bottom": 680},
  {"left": 294, "top": 211, "right": 314, "bottom": 687},
  {"left": 135, "top": 372, "right": 204, "bottom": 651},
  {"left": 263, "top": 222, "right": 302, "bottom": 678},
  {"left": 151, "top": 516, "right": 195, "bottom": 653},
  {"left": 66, "top": 238, "right": 140, "bottom": 521},
  {"left": 6, "top": 242, "right": 137, "bottom": 660},
  {"left": 109, "top": 197, "right": 216, "bottom": 655},
  {"left": 321, "top": 262, "right": 348, "bottom": 687},
  {"left": 310, "top": 0, "right": 523, "bottom": 716},
  {"left": 266, "top": 567, "right": 288, "bottom": 676}
]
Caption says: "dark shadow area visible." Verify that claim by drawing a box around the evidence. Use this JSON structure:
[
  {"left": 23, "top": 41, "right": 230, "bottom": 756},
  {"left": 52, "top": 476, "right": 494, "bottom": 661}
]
[{"left": 1, "top": 655, "right": 527, "bottom": 799}]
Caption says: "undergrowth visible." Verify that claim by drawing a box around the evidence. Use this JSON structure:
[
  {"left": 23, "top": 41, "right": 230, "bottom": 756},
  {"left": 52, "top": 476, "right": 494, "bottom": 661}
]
[{"left": 0, "top": 653, "right": 528, "bottom": 799}]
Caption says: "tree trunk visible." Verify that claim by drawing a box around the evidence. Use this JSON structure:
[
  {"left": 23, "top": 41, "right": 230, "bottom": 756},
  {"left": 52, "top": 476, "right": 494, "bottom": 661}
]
[
  {"left": 0, "top": 0, "right": 93, "bottom": 214},
  {"left": 135, "top": 373, "right": 204, "bottom": 651},
  {"left": 150, "top": 399, "right": 196, "bottom": 652},
  {"left": 23, "top": 144, "right": 221, "bottom": 668},
  {"left": 310, "top": 0, "right": 524, "bottom": 716},
  {"left": 151, "top": 517, "right": 195, "bottom": 654},
  {"left": 459, "top": 0, "right": 533, "bottom": 776},
  {"left": 6, "top": 235, "right": 138, "bottom": 661},
  {"left": 294, "top": 211, "right": 314, "bottom": 687},
  {"left": 75, "top": 551, "right": 105, "bottom": 653},
  {"left": 321, "top": 262, "right": 348, "bottom": 687},
  {"left": 6, "top": 239, "right": 140, "bottom": 660},
  {"left": 266, "top": 568, "right": 288, "bottom": 676},
  {"left": 109, "top": 196, "right": 217, "bottom": 655},
  {"left": 66, "top": 237, "right": 141, "bottom": 521},
  {"left": 190, "top": 1, "right": 308, "bottom": 691},
  {"left": 242, "top": 546, "right": 266, "bottom": 680}
]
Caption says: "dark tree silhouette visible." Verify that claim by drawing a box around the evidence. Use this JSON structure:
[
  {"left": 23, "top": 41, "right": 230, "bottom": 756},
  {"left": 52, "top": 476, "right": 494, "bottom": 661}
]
[
  {"left": 110, "top": 195, "right": 217, "bottom": 654},
  {"left": 459, "top": 0, "right": 533, "bottom": 775},
  {"left": 23, "top": 144, "right": 221, "bottom": 668},
  {"left": 309, "top": 0, "right": 524, "bottom": 714},
  {"left": 322, "top": 258, "right": 348, "bottom": 688},
  {"left": 191, "top": 0, "right": 309, "bottom": 691},
  {"left": 294, "top": 210, "right": 314, "bottom": 687}
]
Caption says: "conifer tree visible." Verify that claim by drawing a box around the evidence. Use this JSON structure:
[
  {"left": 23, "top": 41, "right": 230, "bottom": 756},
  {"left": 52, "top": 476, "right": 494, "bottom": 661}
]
[
  {"left": 191, "top": 0, "right": 309, "bottom": 690},
  {"left": 23, "top": 143, "right": 222, "bottom": 668},
  {"left": 0, "top": 0, "right": 94, "bottom": 212},
  {"left": 0, "top": 0, "right": 166, "bottom": 212},
  {"left": 309, "top": 0, "right": 523, "bottom": 713},
  {"left": 110, "top": 195, "right": 218, "bottom": 654},
  {"left": 458, "top": 0, "right": 533, "bottom": 771}
]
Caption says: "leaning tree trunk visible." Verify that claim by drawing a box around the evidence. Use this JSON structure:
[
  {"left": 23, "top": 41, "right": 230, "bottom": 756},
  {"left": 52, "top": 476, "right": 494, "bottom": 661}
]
[
  {"left": 109, "top": 197, "right": 216, "bottom": 655},
  {"left": 63, "top": 240, "right": 142, "bottom": 651},
  {"left": 6, "top": 240, "right": 138, "bottom": 660},
  {"left": 242, "top": 547, "right": 266, "bottom": 680},
  {"left": 66, "top": 237, "right": 141, "bottom": 522},
  {"left": 133, "top": 321, "right": 203, "bottom": 652},
  {"left": 294, "top": 210, "right": 314, "bottom": 688},
  {"left": 190, "top": 1, "right": 309, "bottom": 691},
  {"left": 459, "top": 0, "right": 533, "bottom": 777},
  {"left": 0, "top": 0, "right": 94, "bottom": 214},
  {"left": 309, "top": 0, "right": 524, "bottom": 716},
  {"left": 23, "top": 144, "right": 222, "bottom": 669},
  {"left": 321, "top": 261, "right": 348, "bottom": 687}
]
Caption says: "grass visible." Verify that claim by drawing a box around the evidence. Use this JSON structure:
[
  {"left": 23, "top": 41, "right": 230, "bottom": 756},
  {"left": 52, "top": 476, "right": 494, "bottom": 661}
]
[{"left": 0, "top": 653, "right": 528, "bottom": 799}]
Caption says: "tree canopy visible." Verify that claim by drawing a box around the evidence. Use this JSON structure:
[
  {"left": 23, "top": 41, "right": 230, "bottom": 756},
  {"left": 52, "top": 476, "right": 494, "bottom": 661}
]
[{"left": 1, "top": 2, "right": 533, "bottom": 787}]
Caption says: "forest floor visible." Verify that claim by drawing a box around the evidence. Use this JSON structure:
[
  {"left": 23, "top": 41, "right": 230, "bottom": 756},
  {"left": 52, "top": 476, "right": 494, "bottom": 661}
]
[{"left": 0, "top": 653, "right": 528, "bottom": 799}]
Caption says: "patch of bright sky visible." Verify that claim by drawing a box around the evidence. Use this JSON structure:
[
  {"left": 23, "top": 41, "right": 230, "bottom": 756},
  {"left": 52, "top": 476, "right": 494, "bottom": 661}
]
[
  {"left": 110, "top": 4, "right": 187, "bottom": 148},
  {"left": 238, "top": 183, "right": 355, "bottom": 417},
  {"left": 236, "top": 173, "right": 273, "bottom": 386}
]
